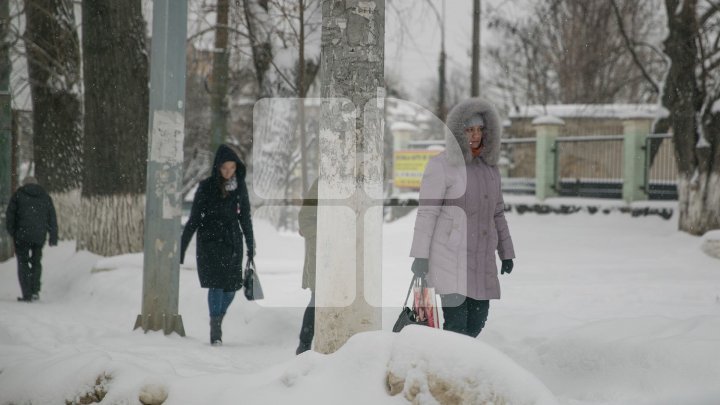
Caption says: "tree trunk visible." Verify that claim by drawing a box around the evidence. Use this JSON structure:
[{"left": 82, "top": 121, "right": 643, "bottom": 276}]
[
  {"left": 661, "top": 0, "right": 720, "bottom": 235},
  {"left": 210, "top": 0, "right": 230, "bottom": 152},
  {"left": 24, "top": 0, "right": 83, "bottom": 240},
  {"left": 0, "top": 0, "right": 12, "bottom": 261},
  {"left": 314, "top": 0, "right": 384, "bottom": 354},
  {"left": 79, "top": 0, "right": 148, "bottom": 255}
]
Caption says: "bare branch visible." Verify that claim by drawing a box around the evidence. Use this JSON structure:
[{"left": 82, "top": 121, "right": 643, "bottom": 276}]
[
  {"left": 608, "top": 0, "right": 660, "bottom": 94},
  {"left": 700, "top": 0, "right": 720, "bottom": 26},
  {"left": 187, "top": 24, "right": 251, "bottom": 44}
]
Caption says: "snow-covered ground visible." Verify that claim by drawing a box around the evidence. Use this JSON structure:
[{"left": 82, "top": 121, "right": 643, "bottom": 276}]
[{"left": 1, "top": 207, "right": 719, "bottom": 404}]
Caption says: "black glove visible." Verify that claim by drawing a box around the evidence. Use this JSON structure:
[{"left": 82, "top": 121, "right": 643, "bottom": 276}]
[
  {"left": 411, "top": 258, "right": 429, "bottom": 277},
  {"left": 247, "top": 246, "right": 255, "bottom": 260},
  {"left": 501, "top": 259, "right": 514, "bottom": 275}
]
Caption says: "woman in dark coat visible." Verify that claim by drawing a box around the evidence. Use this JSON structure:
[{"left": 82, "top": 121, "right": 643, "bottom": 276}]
[{"left": 180, "top": 144, "right": 255, "bottom": 345}]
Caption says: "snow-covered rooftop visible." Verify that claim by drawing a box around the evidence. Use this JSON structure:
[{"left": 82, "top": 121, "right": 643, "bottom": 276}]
[
  {"left": 390, "top": 121, "right": 420, "bottom": 132},
  {"left": 509, "top": 104, "right": 670, "bottom": 120},
  {"left": 531, "top": 115, "right": 566, "bottom": 126}
]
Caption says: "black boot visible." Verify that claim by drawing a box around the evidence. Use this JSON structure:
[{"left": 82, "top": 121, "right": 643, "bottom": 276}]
[
  {"left": 296, "top": 341, "right": 311, "bottom": 355},
  {"left": 210, "top": 316, "right": 222, "bottom": 345}
]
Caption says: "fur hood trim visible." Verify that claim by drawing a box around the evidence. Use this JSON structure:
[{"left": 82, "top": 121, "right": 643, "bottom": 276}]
[{"left": 445, "top": 98, "right": 502, "bottom": 166}]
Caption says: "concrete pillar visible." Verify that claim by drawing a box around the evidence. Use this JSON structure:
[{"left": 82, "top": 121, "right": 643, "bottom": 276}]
[
  {"left": 315, "top": 0, "right": 384, "bottom": 354},
  {"left": 622, "top": 118, "right": 651, "bottom": 203},
  {"left": 135, "top": 0, "right": 187, "bottom": 336},
  {"left": 533, "top": 116, "right": 564, "bottom": 201}
]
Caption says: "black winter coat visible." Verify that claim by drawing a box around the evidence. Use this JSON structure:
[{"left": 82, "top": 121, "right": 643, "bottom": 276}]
[
  {"left": 6, "top": 184, "right": 58, "bottom": 245},
  {"left": 180, "top": 145, "right": 255, "bottom": 290}
]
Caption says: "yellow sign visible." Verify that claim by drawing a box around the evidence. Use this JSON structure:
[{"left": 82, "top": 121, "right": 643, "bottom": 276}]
[{"left": 393, "top": 150, "right": 442, "bottom": 189}]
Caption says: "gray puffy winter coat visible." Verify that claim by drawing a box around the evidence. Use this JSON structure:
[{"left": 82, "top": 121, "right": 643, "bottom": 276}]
[{"left": 410, "top": 98, "right": 515, "bottom": 300}]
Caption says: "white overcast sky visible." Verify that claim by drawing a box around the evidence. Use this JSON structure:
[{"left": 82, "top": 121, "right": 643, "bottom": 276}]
[{"left": 384, "top": 0, "right": 523, "bottom": 102}]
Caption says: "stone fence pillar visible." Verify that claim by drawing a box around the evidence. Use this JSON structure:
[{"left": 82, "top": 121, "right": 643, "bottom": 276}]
[
  {"left": 622, "top": 117, "right": 651, "bottom": 203},
  {"left": 533, "top": 116, "right": 564, "bottom": 201}
]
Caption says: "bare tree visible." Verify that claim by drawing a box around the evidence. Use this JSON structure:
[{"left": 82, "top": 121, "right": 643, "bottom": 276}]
[
  {"left": 487, "top": 0, "right": 666, "bottom": 107},
  {"left": 655, "top": 0, "right": 719, "bottom": 234},
  {"left": 23, "top": 0, "right": 82, "bottom": 240},
  {"left": 183, "top": 1, "right": 326, "bottom": 227},
  {"left": 78, "top": 0, "right": 149, "bottom": 255},
  {"left": 241, "top": 0, "right": 322, "bottom": 227}
]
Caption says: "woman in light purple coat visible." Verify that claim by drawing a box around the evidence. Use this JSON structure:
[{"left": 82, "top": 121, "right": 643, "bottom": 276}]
[{"left": 409, "top": 98, "right": 515, "bottom": 337}]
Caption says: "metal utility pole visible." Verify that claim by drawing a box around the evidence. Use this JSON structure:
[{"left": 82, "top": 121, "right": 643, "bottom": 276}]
[
  {"left": 134, "top": 0, "right": 187, "bottom": 336},
  {"left": 315, "top": 0, "right": 385, "bottom": 354},
  {"left": 0, "top": 0, "right": 13, "bottom": 261},
  {"left": 471, "top": 0, "right": 480, "bottom": 96}
]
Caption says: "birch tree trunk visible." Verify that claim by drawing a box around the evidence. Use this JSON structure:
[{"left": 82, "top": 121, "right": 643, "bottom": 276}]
[
  {"left": 79, "top": 0, "right": 148, "bottom": 256},
  {"left": 662, "top": 0, "right": 720, "bottom": 235},
  {"left": 314, "top": 0, "right": 384, "bottom": 354},
  {"left": 25, "top": 0, "right": 83, "bottom": 240}
]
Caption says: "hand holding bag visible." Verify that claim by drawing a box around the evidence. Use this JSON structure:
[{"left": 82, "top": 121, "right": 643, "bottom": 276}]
[
  {"left": 413, "top": 277, "right": 440, "bottom": 329},
  {"left": 243, "top": 259, "right": 264, "bottom": 301},
  {"left": 393, "top": 276, "right": 427, "bottom": 332}
]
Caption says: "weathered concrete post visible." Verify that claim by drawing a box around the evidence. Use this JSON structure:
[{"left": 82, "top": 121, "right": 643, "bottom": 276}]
[
  {"left": 315, "top": 0, "right": 384, "bottom": 354},
  {"left": 134, "top": 0, "right": 187, "bottom": 336},
  {"left": 622, "top": 117, "right": 651, "bottom": 203},
  {"left": 533, "top": 115, "right": 564, "bottom": 201}
]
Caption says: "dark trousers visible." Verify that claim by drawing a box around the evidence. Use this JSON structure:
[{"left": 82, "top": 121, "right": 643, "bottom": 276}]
[
  {"left": 440, "top": 293, "right": 490, "bottom": 338},
  {"left": 15, "top": 240, "right": 44, "bottom": 300},
  {"left": 299, "top": 292, "right": 315, "bottom": 345}
]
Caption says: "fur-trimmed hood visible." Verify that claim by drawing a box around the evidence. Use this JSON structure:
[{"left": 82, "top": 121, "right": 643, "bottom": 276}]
[{"left": 445, "top": 98, "right": 503, "bottom": 166}]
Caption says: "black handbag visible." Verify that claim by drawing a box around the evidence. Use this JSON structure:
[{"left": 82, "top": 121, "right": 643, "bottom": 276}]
[
  {"left": 243, "top": 259, "right": 264, "bottom": 301},
  {"left": 392, "top": 275, "right": 427, "bottom": 332}
]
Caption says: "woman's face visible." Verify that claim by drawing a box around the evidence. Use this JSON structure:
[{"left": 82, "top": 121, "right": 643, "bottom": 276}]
[
  {"left": 464, "top": 125, "right": 484, "bottom": 150},
  {"left": 220, "top": 161, "right": 237, "bottom": 180}
]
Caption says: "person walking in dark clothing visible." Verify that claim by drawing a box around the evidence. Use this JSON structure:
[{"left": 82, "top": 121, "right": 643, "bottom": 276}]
[
  {"left": 5, "top": 176, "right": 58, "bottom": 302},
  {"left": 410, "top": 98, "right": 516, "bottom": 338},
  {"left": 180, "top": 144, "right": 255, "bottom": 345},
  {"left": 296, "top": 178, "right": 319, "bottom": 355}
]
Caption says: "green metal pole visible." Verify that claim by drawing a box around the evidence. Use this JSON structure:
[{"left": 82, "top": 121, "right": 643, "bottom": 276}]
[
  {"left": 0, "top": 0, "right": 14, "bottom": 261},
  {"left": 134, "top": 0, "right": 187, "bottom": 336}
]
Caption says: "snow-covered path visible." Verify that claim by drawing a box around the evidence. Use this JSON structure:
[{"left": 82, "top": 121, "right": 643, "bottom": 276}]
[{"left": 1, "top": 208, "right": 719, "bottom": 404}]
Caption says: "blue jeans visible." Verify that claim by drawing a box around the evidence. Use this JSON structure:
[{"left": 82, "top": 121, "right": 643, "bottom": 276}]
[{"left": 208, "top": 288, "right": 236, "bottom": 317}]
